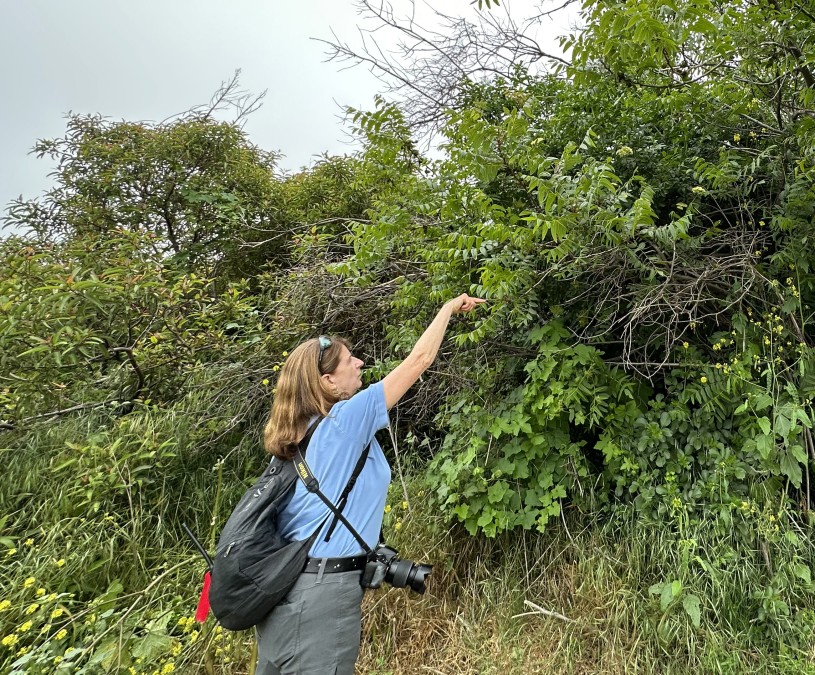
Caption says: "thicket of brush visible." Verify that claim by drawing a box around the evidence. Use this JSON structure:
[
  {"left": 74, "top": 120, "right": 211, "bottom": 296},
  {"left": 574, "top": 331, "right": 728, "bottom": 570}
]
[{"left": 4, "top": 1, "right": 815, "bottom": 671}]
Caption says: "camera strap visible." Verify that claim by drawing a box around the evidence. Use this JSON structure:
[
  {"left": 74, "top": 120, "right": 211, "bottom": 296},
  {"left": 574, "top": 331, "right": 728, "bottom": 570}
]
[
  {"left": 293, "top": 448, "right": 375, "bottom": 558},
  {"left": 322, "top": 443, "right": 370, "bottom": 543}
]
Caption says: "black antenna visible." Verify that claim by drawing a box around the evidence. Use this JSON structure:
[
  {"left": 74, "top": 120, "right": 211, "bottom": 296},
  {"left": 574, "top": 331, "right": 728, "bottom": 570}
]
[{"left": 182, "top": 523, "right": 214, "bottom": 572}]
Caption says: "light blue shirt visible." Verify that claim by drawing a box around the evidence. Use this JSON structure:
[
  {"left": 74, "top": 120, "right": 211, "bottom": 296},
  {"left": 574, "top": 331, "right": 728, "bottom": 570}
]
[{"left": 278, "top": 381, "right": 391, "bottom": 557}]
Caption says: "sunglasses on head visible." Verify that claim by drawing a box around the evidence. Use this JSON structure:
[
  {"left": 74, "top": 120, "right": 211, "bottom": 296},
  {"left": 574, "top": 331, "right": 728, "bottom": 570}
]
[{"left": 318, "top": 336, "right": 331, "bottom": 368}]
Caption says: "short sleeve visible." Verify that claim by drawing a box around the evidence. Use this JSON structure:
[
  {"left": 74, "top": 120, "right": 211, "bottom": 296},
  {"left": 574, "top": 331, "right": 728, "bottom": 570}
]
[{"left": 329, "top": 380, "right": 389, "bottom": 439}]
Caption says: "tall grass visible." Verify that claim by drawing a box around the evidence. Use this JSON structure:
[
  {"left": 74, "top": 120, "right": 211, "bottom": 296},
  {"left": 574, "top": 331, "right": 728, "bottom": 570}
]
[
  {"left": 2, "top": 407, "right": 814, "bottom": 674},
  {"left": 360, "top": 479, "right": 815, "bottom": 675}
]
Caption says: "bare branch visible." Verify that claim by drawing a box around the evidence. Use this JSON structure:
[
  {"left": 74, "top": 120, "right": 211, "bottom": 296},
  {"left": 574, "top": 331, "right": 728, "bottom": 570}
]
[{"left": 322, "top": 0, "right": 575, "bottom": 134}]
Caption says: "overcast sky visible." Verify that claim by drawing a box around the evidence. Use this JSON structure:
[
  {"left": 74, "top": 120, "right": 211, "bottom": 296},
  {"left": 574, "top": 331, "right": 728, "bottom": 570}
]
[{"left": 1, "top": 0, "right": 578, "bottom": 223}]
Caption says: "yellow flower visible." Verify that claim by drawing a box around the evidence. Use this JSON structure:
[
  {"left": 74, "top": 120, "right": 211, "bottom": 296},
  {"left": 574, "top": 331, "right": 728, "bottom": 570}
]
[
  {"left": 261, "top": 379, "right": 269, "bottom": 386},
  {"left": 55, "top": 559, "right": 66, "bottom": 568},
  {"left": 749, "top": 131, "right": 757, "bottom": 138},
  {"left": 691, "top": 186, "right": 706, "bottom": 194},
  {"left": 35, "top": 588, "right": 45, "bottom": 598},
  {"left": 758, "top": 220, "right": 765, "bottom": 227},
  {"left": 25, "top": 603, "right": 38, "bottom": 615},
  {"left": 1, "top": 634, "right": 19, "bottom": 647},
  {"left": 384, "top": 504, "right": 391, "bottom": 513},
  {"left": 24, "top": 539, "right": 34, "bottom": 547},
  {"left": 282, "top": 351, "right": 289, "bottom": 357},
  {"left": 53, "top": 656, "right": 62, "bottom": 665},
  {"left": 23, "top": 577, "right": 35, "bottom": 589},
  {"left": 17, "top": 621, "right": 32, "bottom": 633},
  {"left": 0, "top": 600, "right": 10, "bottom": 612},
  {"left": 715, "top": 363, "right": 722, "bottom": 369},
  {"left": 162, "top": 664, "right": 176, "bottom": 674},
  {"left": 51, "top": 607, "right": 64, "bottom": 619},
  {"left": 733, "top": 133, "right": 741, "bottom": 142},
  {"left": 700, "top": 376, "right": 708, "bottom": 384},
  {"left": 55, "top": 628, "right": 67, "bottom": 640},
  {"left": 401, "top": 501, "right": 409, "bottom": 509},
  {"left": 16, "top": 646, "right": 29, "bottom": 656},
  {"left": 394, "top": 521, "right": 402, "bottom": 531},
  {"left": 682, "top": 342, "right": 689, "bottom": 349},
  {"left": 5, "top": 548, "right": 16, "bottom": 557},
  {"left": 272, "top": 365, "right": 280, "bottom": 372}
]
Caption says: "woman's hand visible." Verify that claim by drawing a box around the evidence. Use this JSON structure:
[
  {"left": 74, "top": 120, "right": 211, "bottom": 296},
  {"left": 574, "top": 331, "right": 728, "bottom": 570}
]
[
  {"left": 382, "top": 293, "right": 485, "bottom": 410},
  {"left": 444, "top": 294, "right": 486, "bottom": 315}
]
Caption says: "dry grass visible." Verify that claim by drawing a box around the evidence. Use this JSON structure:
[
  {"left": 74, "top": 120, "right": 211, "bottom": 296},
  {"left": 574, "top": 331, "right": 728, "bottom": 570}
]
[
  {"left": 354, "top": 502, "right": 815, "bottom": 675},
  {"left": 356, "top": 517, "right": 644, "bottom": 674}
]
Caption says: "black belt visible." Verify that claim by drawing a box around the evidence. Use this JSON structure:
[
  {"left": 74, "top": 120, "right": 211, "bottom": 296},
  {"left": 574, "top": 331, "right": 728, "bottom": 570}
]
[{"left": 302, "top": 554, "right": 367, "bottom": 574}]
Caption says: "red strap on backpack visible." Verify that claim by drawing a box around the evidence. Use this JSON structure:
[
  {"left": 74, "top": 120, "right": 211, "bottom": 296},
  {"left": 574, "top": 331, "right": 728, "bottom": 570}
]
[{"left": 195, "top": 571, "right": 211, "bottom": 623}]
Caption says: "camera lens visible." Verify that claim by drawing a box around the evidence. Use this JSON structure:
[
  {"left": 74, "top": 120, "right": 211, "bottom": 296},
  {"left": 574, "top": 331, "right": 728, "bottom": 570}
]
[
  {"left": 386, "top": 557, "right": 413, "bottom": 589},
  {"left": 407, "top": 563, "right": 432, "bottom": 594},
  {"left": 385, "top": 559, "right": 433, "bottom": 594},
  {"left": 375, "top": 545, "right": 433, "bottom": 595}
]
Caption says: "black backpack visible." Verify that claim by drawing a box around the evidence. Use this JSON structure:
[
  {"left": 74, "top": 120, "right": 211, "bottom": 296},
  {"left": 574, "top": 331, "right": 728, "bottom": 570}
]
[{"left": 188, "top": 419, "right": 373, "bottom": 631}]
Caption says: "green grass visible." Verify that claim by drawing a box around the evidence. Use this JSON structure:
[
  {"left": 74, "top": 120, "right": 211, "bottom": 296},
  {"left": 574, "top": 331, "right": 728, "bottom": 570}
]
[{"left": 1, "top": 412, "right": 814, "bottom": 674}]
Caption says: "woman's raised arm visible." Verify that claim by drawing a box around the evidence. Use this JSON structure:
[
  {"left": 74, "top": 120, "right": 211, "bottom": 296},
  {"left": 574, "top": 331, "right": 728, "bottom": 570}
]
[{"left": 381, "top": 294, "right": 484, "bottom": 410}]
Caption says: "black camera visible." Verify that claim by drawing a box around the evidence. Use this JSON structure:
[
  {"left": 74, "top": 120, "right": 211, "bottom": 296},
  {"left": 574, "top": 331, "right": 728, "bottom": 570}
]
[{"left": 360, "top": 545, "right": 432, "bottom": 594}]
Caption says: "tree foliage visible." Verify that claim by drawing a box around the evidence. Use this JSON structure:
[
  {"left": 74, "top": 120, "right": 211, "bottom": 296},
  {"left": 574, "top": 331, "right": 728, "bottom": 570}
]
[{"left": 3, "top": 1, "right": 815, "bottom": 670}]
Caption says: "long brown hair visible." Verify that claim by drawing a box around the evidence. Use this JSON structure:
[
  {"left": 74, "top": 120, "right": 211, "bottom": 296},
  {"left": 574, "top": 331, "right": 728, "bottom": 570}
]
[{"left": 263, "top": 336, "right": 350, "bottom": 460}]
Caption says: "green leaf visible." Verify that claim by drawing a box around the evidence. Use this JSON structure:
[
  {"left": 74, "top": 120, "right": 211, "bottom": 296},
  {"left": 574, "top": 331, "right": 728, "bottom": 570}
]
[
  {"left": 780, "top": 452, "right": 803, "bottom": 488},
  {"left": 794, "top": 563, "right": 812, "bottom": 584},
  {"left": 756, "top": 433, "right": 774, "bottom": 459},
  {"left": 487, "top": 481, "right": 509, "bottom": 503},
  {"left": 660, "top": 580, "right": 682, "bottom": 611},
  {"left": 452, "top": 504, "right": 469, "bottom": 520},
  {"left": 757, "top": 416, "right": 771, "bottom": 435},
  {"left": 87, "top": 640, "right": 119, "bottom": 669},
  {"left": 790, "top": 444, "right": 808, "bottom": 464},
  {"left": 754, "top": 394, "right": 773, "bottom": 411},
  {"left": 682, "top": 594, "right": 701, "bottom": 628}
]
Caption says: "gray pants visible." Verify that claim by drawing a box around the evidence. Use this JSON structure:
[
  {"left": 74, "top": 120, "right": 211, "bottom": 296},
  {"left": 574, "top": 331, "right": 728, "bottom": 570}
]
[{"left": 255, "top": 570, "right": 365, "bottom": 675}]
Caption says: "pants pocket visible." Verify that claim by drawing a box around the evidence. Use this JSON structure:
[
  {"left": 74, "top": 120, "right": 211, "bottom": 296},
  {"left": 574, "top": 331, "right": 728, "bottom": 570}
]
[{"left": 256, "top": 599, "right": 304, "bottom": 672}]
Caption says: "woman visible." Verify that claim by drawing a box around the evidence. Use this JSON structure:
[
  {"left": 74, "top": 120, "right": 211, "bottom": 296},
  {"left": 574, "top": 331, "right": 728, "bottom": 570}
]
[{"left": 256, "top": 293, "right": 484, "bottom": 675}]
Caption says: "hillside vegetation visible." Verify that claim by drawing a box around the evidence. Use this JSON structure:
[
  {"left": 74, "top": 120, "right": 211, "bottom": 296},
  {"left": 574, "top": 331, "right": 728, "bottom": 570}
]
[{"left": 2, "top": 1, "right": 815, "bottom": 672}]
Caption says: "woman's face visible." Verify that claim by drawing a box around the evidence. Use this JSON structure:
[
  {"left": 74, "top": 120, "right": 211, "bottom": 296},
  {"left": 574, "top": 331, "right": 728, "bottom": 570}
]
[{"left": 323, "top": 344, "right": 364, "bottom": 398}]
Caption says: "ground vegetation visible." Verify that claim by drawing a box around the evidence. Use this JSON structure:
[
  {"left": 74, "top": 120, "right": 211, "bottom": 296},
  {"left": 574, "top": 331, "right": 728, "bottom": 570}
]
[{"left": 2, "top": 1, "right": 815, "bottom": 672}]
